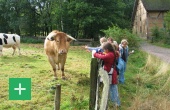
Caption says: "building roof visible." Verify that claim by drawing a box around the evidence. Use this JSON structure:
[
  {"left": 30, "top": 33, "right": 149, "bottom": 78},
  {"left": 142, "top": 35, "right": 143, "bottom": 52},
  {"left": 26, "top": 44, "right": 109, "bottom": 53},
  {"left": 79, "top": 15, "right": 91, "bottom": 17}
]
[
  {"left": 132, "top": 0, "right": 170, "bottom": 22},
  {"left": 142, "top": 0, "right": 170, "bottom": 11}
]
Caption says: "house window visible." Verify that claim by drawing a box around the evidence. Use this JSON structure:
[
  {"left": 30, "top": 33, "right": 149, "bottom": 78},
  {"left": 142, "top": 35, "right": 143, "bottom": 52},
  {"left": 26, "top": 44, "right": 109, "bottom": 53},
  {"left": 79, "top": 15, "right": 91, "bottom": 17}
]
[{"left": 140, "top": 26, "right": 142, "bottom": 33}]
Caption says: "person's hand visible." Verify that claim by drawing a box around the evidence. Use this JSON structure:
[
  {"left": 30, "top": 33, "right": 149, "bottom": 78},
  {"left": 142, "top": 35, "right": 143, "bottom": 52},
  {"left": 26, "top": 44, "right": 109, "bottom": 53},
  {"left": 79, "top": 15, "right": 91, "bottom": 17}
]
[
  {"left": 129, "top": 50, "right": 134, "bottom": 54},
  {"left": 83, "top": 45, "right": 91, "bottom": 52},
  {"left": 86, "top": 49, "right": 91, "bottom": 52},
  {"left": 84, "top": 45, "right": 88, "bottom": 49}
]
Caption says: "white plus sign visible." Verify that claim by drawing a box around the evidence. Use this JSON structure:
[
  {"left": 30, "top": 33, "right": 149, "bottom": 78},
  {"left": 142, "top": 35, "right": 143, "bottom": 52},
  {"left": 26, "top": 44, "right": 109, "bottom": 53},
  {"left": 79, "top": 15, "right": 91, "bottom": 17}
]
[{"left": 14, "top": 83, "right": 26, "bottom": 95}]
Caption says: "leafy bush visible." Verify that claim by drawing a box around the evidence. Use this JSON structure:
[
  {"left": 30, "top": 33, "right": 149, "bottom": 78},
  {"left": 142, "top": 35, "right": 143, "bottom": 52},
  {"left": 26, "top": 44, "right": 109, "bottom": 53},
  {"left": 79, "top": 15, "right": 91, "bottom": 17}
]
[
  {"left": 165, "top": 32, "right": 170, "bottom": 45},
  {"left": 102, "top": 25, "right": 140, "bottom": 48},
  {"left": 160, "top": 28, "right": 170, "bottom": 45},
  {"left": 21, "top": 37, "right": 44, "bottom": 44},
  {"left": 164, "top": 11, "right": 170, "bottom": 32},
  {"left": 163, "top": 11, "right": 170, "bottom": 45},
  {"left": 151, "top": 26, "right": 161, "bottom": 42},
  {"left": 151, "top": 26, "right": 170, "bottom": 45}
]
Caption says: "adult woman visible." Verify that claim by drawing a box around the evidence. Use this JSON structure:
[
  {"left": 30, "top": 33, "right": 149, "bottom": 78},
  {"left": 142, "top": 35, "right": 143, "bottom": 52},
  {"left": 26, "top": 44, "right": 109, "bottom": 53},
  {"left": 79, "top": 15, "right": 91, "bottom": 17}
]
[{"left": 118, "top": 39, "right": 129, "bottom": 84}]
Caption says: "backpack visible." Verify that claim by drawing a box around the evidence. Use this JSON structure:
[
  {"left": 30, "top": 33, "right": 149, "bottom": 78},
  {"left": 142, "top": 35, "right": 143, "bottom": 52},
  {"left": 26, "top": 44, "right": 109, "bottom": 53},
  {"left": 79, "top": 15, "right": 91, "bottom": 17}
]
[
  {"left": 113, "top": 51, "right": 119, "bottom": 75},
  {"left": 110, "top": 51, "right": 119, "bottom": 84}
]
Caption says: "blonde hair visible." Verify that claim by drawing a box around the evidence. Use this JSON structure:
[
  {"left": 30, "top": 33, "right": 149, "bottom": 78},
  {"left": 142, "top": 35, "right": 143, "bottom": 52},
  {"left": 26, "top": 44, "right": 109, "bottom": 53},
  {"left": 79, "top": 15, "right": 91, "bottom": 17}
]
[
  {"left": 121, "top": 39, "right": 128, "bottom": 44},
  {"left": 100, "top": 37, "right": 107, "bottom": 45}
]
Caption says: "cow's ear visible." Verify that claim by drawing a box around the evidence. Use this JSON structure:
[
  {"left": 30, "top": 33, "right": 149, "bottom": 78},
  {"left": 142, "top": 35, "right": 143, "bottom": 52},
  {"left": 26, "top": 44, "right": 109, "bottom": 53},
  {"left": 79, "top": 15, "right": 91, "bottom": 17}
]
[{"left": 67, "top": 38, "right": 72, "bottom": 42}]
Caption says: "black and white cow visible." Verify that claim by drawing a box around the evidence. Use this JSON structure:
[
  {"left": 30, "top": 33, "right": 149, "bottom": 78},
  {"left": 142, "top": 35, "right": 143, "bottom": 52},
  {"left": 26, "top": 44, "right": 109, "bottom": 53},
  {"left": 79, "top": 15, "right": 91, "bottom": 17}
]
[{"left": 0, "top": 33, "right": 21, "bottom": 55}]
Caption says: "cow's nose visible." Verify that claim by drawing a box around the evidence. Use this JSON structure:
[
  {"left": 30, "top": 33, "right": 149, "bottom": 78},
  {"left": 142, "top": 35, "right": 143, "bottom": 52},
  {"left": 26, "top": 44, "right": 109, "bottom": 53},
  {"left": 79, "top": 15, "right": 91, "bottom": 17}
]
[{"left": 59, "top": 49, "right": 67, "bottom": 54}]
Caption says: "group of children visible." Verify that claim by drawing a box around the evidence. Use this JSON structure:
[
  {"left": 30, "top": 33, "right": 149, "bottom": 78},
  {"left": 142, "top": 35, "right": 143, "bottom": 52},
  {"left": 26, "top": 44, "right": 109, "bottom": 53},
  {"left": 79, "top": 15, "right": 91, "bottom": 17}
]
[{"left": 85, "top": 37, "right": 129, "bottom": 109}]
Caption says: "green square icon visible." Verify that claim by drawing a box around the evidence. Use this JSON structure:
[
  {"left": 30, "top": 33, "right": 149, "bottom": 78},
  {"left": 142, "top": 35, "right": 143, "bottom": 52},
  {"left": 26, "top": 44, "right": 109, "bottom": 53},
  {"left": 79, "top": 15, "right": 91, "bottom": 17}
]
[{"left": 9, "top": 78, "right": 31, "bottom": 100}]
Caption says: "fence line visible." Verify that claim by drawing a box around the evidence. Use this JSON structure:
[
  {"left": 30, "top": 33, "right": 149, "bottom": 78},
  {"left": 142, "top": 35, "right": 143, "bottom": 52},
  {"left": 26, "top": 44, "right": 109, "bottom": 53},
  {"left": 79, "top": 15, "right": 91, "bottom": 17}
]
[
  {"left": 89, "top": 58, "right": 99, "bottom": 110},
  {"left": 54, "top": 84, "right": 61, "bottom": 110},
  {"left": 53, "top": 58, "right": 105, "bottom": 110},
  {"left": 89, "top": 58, "right": 109, "bottom": 110},
  {"left": 72, "top": 38, "right": 94, "bottom": 46}
]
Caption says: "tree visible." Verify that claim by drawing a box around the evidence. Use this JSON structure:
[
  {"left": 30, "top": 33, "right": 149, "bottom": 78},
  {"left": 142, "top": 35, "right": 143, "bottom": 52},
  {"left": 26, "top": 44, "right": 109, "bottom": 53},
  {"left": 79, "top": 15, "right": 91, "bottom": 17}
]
[
  {"left": 0, "top": 0, "right": 9, "bottom": 32},
  {"left": 31, "top": 0, "right": 55, "bottom": 36},
  {"left": 0, "top": 0, "right": 135, "bottom": 38}
]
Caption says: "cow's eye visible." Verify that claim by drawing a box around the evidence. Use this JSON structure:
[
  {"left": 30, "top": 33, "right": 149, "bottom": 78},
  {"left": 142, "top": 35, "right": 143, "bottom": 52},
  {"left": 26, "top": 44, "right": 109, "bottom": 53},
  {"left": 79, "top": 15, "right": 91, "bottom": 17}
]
[{"left": 56, "top": 40, "right": 60, "bottom": 42}]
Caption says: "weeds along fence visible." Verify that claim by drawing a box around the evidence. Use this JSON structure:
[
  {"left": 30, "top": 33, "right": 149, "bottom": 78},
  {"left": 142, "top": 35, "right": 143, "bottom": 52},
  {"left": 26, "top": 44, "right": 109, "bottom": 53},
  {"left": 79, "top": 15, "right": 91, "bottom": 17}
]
[
  {"left": 21, "top": 36, "right": 46, "bottom": 39},
  {"left": 72, "top": 39, "right": 94, "bottom": 46},
  {"left": 21, "top": 36, "right": 45, "bottom": 43}
]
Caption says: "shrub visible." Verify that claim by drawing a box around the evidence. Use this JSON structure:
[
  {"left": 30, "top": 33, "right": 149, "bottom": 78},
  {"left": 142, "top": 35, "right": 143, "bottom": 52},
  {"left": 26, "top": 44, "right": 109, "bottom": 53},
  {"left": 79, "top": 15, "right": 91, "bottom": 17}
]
[
  {"left": 151, "top": 26, "right": 170, "bottom": 45},
  {"left": 151, "top": 26, "right": 161, "bottom": 42},
  {"left": 164, "top": 11, "right": 170, "bottom": 32},
  {"left": 102, "top": 25, "right": 140, "bottom": 48},
  {"left": 21, "top": 37, "right": 44, "bottom": 44}
]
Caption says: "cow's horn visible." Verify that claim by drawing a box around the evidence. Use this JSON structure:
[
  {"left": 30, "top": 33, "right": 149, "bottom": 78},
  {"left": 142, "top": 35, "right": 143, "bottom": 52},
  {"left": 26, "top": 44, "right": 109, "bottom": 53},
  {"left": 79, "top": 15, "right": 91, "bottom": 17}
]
[
  {"left": 46, "top": 32, "right": 57, "bottom": 41},
  {"left": 67, "top": 35, "right": 77, "bottom": 41}
]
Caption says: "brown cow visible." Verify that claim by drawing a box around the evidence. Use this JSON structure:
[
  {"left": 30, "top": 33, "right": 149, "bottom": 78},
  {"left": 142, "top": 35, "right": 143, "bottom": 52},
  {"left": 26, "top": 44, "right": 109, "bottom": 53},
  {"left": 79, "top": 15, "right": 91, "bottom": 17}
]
[{"left": 44, "top": 30, "right": 76, "bottom": 79}]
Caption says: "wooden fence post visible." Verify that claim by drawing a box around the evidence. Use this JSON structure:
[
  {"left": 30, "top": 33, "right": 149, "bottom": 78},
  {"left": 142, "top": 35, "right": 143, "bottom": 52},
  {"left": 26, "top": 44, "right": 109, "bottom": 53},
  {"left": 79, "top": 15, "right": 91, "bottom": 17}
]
[
  {"left": 89, "top": 58, "right": 98, "bottom": 110},
  {"left": 54, "top": 84, "right": 61, "bottom": 110}
]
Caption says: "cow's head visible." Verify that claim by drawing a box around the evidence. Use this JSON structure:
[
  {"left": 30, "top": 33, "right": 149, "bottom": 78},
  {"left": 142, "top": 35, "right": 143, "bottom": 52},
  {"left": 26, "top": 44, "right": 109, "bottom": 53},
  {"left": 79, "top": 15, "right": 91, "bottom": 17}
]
[{"left": 47, "top": 31, "right": 76, "bottom": 54}]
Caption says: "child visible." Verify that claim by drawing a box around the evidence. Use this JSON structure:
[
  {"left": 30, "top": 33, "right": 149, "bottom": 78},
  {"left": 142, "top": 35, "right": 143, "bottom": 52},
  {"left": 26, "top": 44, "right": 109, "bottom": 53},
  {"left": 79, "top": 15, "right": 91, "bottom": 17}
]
[
  {"left": 107, "top": 37, "right": 118, "bottom": 50},
  {"left": 85, "top": 37, "right": 107, "bottom": 52},
  {"left": 93, "top": 42, "right": 120, "bottom": 109}
]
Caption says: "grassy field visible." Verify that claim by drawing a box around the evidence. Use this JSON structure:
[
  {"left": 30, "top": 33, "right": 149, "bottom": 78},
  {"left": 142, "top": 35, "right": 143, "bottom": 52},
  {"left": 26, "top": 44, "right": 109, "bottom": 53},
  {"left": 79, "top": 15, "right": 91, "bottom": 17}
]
[
  {"left": 125, "top": 51, "right": 170, "bottom": 110},
  {"left": 0, "top": 44, "right": 91, "bottom": 110},
  {"left": 0, "top": 43, "right": 170, "bottom": 110}
]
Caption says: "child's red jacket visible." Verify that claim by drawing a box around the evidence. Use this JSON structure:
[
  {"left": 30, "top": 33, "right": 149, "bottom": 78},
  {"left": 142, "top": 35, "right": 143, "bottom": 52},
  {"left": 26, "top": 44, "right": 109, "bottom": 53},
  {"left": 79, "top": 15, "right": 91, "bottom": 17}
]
[{"left": 94, "top": 52, "right": 118, "bottom": 84}]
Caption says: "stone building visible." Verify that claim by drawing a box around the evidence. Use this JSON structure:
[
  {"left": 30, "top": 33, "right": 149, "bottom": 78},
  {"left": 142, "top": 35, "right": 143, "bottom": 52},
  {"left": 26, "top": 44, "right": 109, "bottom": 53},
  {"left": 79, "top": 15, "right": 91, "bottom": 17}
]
[{"left": 132, "top": 0, "right": 170, "bottom": 39}]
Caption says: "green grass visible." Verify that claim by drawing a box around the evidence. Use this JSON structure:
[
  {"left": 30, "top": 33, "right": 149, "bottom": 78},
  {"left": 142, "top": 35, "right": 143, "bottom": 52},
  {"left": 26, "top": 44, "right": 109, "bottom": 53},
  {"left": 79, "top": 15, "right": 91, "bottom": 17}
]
[
  {"left": 0, "top": 44, "right": 91, "bottom": 110},
  {"left": 146, "top": 39, "right": 170, "bottom": 49},
  {"left": 124, "top": 51, "right": 170, "bottom": 110},
  {"left": 0, "top": 43, "right": 170, "bottom": 110},
  {"left": 151, "top": 42, "right": 170, "bottom": 48}
]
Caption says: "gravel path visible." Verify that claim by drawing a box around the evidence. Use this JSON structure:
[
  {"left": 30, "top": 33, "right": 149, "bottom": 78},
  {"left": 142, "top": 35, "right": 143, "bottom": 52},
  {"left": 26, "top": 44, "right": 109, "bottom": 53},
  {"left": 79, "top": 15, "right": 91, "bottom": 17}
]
[{"left": 140, "top": 42, "right": 170, "bottom": 64}]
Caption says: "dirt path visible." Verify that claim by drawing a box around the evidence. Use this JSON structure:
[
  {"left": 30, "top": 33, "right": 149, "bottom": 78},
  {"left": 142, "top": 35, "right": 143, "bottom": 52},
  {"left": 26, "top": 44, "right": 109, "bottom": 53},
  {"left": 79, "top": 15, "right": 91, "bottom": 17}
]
[{"left": 140, "top": 42, "right": 170, "bottom": 64}]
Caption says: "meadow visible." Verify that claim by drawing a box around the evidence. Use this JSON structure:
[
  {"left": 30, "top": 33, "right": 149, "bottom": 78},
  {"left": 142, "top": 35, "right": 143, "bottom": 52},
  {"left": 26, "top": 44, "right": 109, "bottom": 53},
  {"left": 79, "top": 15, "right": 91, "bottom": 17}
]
[
  {"left": 0, "top": 44, "right": 91, "bottom": 110},
  {"left": 0, "top": 43, "right": 170, "bottom": 110}
]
